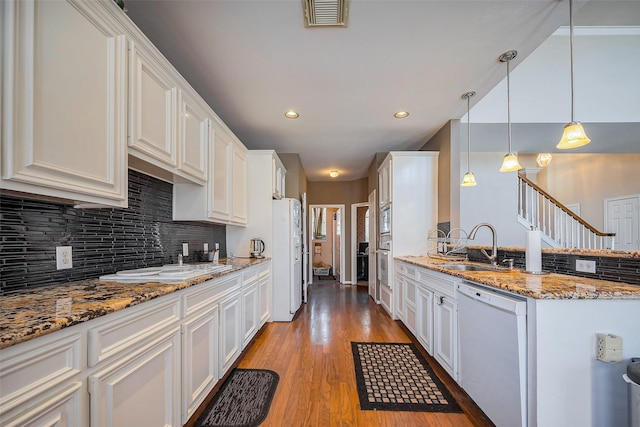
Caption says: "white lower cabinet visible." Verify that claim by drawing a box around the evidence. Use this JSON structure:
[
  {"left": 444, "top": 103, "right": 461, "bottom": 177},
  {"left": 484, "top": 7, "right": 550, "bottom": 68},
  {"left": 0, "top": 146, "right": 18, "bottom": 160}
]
[
  {"left": 258, "top": 267, "right": 271, "bottom": 326},
  {"left": 4, "top": 382, "right": 82, "bottom": 427},
  {"left": 219, "top": 291, "right": 243, "bottom": 376},
  {"left": 0, "top": 261, "right": 271, "bottom": 426},
  {"left": 88, "top": 328, "right": 181, "bottom": 427},
  {"left": 242, "top": 282, "right": 259, "bottom": 347},
  {"left": 181, "top": 305, "right": 219, "bottom": 424},
  {"left": 416, "top": 287, "right": 434, "bottom": 354},
  {"left": 396, "top": 260, "right": 459, "bottom": 381},
  {"left": 0, "top": 331, "right": 82, "bottom": 427},
  {"left": 432, "top": 292, "right": 457, "bottom": 379}
]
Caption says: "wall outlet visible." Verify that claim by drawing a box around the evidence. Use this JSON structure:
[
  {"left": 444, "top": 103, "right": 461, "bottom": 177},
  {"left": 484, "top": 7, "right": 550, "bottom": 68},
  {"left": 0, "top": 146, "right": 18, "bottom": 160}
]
[
  {"left": 182, "top": 243, "right": 189, "bottom": 256},
  {"left": 56, "top": 246, "right": 73, "bottom": 270},
  {"left": 596, "top": 333, "right": 622, "bottom": 362},
  {"left": 203, "top": 243, "right": 209, "bottom": 252},
  {"left": 576, "top": 259, "right": 596, "bottom": 273}
]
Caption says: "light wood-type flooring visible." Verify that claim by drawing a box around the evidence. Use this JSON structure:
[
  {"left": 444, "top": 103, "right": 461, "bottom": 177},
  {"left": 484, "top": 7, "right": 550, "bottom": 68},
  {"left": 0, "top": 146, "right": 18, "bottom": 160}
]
[{"left": 189, "top": 281, "right": 494, "bottom": 427}]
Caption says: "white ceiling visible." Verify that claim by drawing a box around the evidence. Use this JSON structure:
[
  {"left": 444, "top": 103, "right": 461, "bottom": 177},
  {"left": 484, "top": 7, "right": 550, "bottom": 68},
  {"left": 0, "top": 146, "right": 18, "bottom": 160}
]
[{"left": 124, "top": 0, "right": 640, "bottom": 181}]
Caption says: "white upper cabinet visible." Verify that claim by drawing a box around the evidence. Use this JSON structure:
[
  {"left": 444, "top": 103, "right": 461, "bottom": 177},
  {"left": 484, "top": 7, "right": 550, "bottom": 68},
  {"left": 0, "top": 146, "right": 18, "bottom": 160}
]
[
  {"left": 272, "top": 155, "right": 286, "bottom": 199},
  {"left": 231, "top": 144, "right": 248, "bottom": 224},
  {"left": 178, "top": 89, "right": 209, "bottom": 184},
  {"left": 128, "top": 40, "right": 178, "bottom": 169},
  {"left": 378, "top": 157, "right": 392, "bottom": 207},
  {"left": 173, "top": 120, "right": 248, "bottom": 226},
  {"left": 1, "top": 0, "right": 128, "bottom": 207},
  {"left": 128, "top": 38, "right": 209, "bottom": 185},
  {"left": 210, "top": 128, "right": 232, "bottom": 221}
]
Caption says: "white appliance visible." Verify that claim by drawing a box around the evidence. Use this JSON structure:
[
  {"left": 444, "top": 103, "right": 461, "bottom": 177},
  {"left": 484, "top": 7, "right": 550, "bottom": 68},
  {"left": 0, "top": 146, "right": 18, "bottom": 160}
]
[
  {"left": 272, "top": 198, "right": 303, "bottom": 321},
  {"left": 457, "top": 281, "right": 527, "bottom": 427}
]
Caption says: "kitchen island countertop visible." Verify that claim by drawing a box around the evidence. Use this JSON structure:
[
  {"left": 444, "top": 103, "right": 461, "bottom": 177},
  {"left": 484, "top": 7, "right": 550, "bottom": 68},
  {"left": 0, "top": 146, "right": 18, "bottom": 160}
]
[
  {"left": 396, "top": 255, "right": 640, "bottom": 300},
  {"left": 0, "top": 258, "right": 269, "bottom": 350}
]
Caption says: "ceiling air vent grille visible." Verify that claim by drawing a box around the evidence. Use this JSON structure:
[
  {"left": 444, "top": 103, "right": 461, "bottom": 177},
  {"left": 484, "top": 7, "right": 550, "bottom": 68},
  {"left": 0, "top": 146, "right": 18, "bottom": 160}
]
[{"left": 302, "top": 0, "right": 349, "bottom": 27}]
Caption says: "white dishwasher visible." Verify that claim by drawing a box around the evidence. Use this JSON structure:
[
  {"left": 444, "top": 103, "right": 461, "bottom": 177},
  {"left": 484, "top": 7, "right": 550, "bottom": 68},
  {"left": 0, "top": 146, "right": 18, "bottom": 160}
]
[{"left": 457, "top": 281, "right": 527, "bottom": 427}]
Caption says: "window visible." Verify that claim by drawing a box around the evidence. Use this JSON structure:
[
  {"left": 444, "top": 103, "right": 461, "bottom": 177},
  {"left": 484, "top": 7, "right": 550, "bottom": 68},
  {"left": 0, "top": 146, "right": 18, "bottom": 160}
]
[
  {"left": 364, "top": 208, "right": 369, "bottom": 242},
  {"left": 312, "top": 207, "right": 327, "bottom": 240}
]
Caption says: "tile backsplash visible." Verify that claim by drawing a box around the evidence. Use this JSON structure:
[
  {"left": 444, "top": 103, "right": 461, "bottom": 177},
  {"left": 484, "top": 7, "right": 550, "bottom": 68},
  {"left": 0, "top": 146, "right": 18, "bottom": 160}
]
[
  {"left": 0, "top": 170, "right": 225, "bottom": 294},
  {"left": 468, "top": 248, "right": 640, "bottom": 286}
]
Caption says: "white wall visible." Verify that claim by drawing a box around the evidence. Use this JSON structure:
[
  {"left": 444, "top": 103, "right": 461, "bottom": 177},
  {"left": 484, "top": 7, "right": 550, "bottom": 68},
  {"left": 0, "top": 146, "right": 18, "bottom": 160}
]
[{"left": 459, "top": 152, "right": 525, "bottom": 247}]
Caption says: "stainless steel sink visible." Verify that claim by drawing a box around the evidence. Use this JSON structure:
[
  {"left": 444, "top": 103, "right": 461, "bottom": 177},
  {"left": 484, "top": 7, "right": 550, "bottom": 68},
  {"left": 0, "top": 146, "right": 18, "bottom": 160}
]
[{"left": 438, "top": 263, "right": 501, "bottom": 272}]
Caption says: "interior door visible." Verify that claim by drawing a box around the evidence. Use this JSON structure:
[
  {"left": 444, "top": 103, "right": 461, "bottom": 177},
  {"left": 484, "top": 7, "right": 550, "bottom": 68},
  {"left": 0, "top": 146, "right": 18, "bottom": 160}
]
[
  {"left": 368, "top": 190, "right": 377, "bottom": 301},
  {"left": 302, "top": 192, "right": 309, "bottom": 301},
  {"left": 606, "top": 195, "right": 640, "bottom": 250}
]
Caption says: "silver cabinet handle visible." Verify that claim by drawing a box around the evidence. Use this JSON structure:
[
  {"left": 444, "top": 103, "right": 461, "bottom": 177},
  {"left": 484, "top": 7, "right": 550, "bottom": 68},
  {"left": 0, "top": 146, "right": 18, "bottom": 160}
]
[{"left": 437, "top": 296, "right": 445, "bottom": 305}]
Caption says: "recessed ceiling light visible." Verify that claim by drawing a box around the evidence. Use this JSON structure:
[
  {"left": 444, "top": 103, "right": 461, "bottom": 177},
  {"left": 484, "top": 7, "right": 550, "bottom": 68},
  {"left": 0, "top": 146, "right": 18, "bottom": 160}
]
[
  {"left": 285, "top": 110, "right": 299, "bottom": 119},
  {"left": 394, "top": 111, "right": 409, "bottom": 118},
  {"left": 329, "top": 170, "right": 339, "bottom": 178}
]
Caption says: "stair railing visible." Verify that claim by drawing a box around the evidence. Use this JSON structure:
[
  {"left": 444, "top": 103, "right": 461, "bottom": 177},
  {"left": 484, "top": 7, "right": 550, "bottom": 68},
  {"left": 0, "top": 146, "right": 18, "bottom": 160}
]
[{"left": 518, "top": 174, "right": 615, "bottom": 249}]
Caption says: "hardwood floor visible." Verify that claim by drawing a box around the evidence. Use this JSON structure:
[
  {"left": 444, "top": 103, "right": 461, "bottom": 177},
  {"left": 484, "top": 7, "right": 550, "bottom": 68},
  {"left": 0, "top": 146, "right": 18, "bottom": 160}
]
[{"left": 191, "top": 281, "right": 494, "bottom": 427}]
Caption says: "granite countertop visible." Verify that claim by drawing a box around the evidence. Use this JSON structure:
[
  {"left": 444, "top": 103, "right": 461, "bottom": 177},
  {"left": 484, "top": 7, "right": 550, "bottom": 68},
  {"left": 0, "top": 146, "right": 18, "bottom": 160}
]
[
  {"left": 0, "top": 258, "right": 269, "bottom": 350},
  {"left": 396, "top": 255, "right": 640, "bottom": 300}
]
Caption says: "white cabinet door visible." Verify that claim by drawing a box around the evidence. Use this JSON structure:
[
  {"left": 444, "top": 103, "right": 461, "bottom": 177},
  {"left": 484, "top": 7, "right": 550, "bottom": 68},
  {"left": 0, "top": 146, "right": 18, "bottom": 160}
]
[
  {"left": 178, "top": 90, "right": 209, "bottom": 184},
  {"left": 128, "top": 40, "right": 178, "bottom": 168},
  {"left": 272, "top": 155, "right": 286, "bottom": 199},
  {"left": 88, "top": 328, "right": 181, "bottom": 427},
  {"left": 378, "top": 157, "right": 391, "bottom": 206},
  {"left": 416, "top": 287, "right": 434, "bottom": 355},
  {"left": 231, "top": 143, "right": 248, "bottom": 225},
  {"left": 210, "top": 130, "right": 232, "bottom": 222},
  {"left": 242, "top": 283, "right": 259, "bottom": 346},
  {"left": 433, "top": 294, "right": 458, "bottom": 380},
  {"left": 1, "top": 0, "right": 127, "bottom": 207},
  {"left": 259, "top": 275, "right": 271, "bottom": 326},
  {"left": 394, "top": 271, "right": 405, "bottom": 322},
  {"left": 181, "top": 306, "right": 219, "bottom": 424},
  {"left": 219, "top": 292, "right": 242, "bottom": 375},
  {"left": 2, "top": 382, "right": 82, "bottom": 427}
]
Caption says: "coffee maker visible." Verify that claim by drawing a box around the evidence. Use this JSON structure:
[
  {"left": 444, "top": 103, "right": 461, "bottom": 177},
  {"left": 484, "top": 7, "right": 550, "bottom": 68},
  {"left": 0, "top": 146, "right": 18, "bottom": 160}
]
[{"left": 250, "top": 238, "right": 265, "bottom": 258}]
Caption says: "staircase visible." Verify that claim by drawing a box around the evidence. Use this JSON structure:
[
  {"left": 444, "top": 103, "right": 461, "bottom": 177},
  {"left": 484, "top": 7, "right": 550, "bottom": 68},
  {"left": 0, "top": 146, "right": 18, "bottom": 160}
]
[{"left": 517, "top": 174, "right": 616, "bottom": 250}]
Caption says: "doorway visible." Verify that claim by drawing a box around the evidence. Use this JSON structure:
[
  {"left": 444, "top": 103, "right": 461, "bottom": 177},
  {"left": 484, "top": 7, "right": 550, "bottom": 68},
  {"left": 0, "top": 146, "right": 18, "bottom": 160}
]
[
  {"left": 351, "top": 202, "right": 370, "bottom": 285},
  {"left": 605, "top": 195, "right": 640, "bottom": 250},
  {"left": 308, "top": 204, "right": 346, "bottom": 285}
]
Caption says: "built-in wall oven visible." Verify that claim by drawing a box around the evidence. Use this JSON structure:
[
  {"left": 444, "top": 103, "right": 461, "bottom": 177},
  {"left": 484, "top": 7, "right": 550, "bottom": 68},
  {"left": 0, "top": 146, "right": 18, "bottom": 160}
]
[{"left": 379, "top": 204, "right": 391, "bottom": 237}]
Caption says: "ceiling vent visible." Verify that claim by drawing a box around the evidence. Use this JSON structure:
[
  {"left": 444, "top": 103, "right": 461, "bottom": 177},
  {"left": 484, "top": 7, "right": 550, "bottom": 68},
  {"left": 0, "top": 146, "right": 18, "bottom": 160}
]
[{"left": 302, "top": 0, "right": 349, "bottom": 27}]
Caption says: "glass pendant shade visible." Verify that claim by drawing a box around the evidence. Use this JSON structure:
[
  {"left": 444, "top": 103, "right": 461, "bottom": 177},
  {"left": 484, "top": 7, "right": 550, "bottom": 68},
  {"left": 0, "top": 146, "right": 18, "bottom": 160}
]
[
  {"left": 461, "top": 171, "right": 477, "bottom": 186},
  {"left": 536, "top": 152, "right": 553, "bottom": 167},
  {"left": 499, "top": 153, "right": 522, "bottom": 172},
  {"left": 557, "top": 122, "right": 591, "bottom": 149},
  {"left": 498, "top": 50, "right": 520, "bottom": 173},
  {"left": 460, "top": 91, "right": 477, "bottom": 187}
]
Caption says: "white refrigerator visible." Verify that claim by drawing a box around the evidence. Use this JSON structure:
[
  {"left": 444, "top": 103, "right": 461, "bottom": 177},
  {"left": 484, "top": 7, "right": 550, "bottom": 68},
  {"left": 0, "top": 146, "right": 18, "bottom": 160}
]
[{"left": 272, "top": 198, "right": 303, "bottom": 321}]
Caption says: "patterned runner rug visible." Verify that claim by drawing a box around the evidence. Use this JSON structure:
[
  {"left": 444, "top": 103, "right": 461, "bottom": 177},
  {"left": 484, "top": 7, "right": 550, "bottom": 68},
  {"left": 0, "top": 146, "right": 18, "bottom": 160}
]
[
  {"left": 195, "top": 368, "right": 279, "bottom": 427},
  {"left": 351, "top": 342, "right": 462, "bottom": 413}
]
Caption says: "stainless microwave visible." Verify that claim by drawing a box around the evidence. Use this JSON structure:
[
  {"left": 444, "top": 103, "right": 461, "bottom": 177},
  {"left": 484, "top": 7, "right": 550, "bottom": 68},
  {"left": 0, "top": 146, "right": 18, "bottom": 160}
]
[{"left": 379, "top": 204, "right": 391, "bottom": 236}]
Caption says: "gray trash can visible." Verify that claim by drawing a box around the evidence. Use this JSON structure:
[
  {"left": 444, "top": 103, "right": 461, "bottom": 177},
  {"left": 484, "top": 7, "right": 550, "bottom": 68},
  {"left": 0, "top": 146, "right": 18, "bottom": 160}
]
[{"left": 624, "top": 358, "right": 640, "bottom": 427}]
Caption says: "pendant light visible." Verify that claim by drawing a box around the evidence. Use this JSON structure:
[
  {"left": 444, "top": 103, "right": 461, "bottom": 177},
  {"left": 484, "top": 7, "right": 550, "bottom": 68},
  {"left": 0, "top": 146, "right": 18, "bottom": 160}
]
[
  {"left": 461, "top": 91, "right": 477, "bottom": 186},
  {"left": 499, "top": 50, "right": 522, "bottom": 172},
  {"left": 557, "top": 0, "right": 590, "bottom": 149},
  {"left": 536, "top": 152, "right": 553, "bottom": 168}
]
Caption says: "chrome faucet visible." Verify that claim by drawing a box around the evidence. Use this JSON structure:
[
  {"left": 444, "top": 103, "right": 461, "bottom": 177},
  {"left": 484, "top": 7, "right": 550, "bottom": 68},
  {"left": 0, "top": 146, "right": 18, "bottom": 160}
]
[{"left": 468, "top": 223, "right": 498, "bottom": 266}]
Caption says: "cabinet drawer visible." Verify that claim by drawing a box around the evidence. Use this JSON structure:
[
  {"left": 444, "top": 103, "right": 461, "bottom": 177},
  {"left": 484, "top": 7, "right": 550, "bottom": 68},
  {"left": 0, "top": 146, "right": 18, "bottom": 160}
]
[
  {"left": 0, "top": 333, "right": 81, "bottom": 416},
  {"left": 183, "top": 274, "right": 241, "bottom": 316},
  {"left": 87, "top": 297, "right": 180, "bottom": 367}
]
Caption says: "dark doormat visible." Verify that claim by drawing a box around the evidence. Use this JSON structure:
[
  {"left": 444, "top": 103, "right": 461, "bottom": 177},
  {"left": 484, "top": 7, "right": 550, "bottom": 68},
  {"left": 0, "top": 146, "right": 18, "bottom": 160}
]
[
  {"left": 351, "top": 342, "right": 462, "bottom": 413},
  {"left": 195, "top": 368, "right": 279, "bottom": 427}
]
